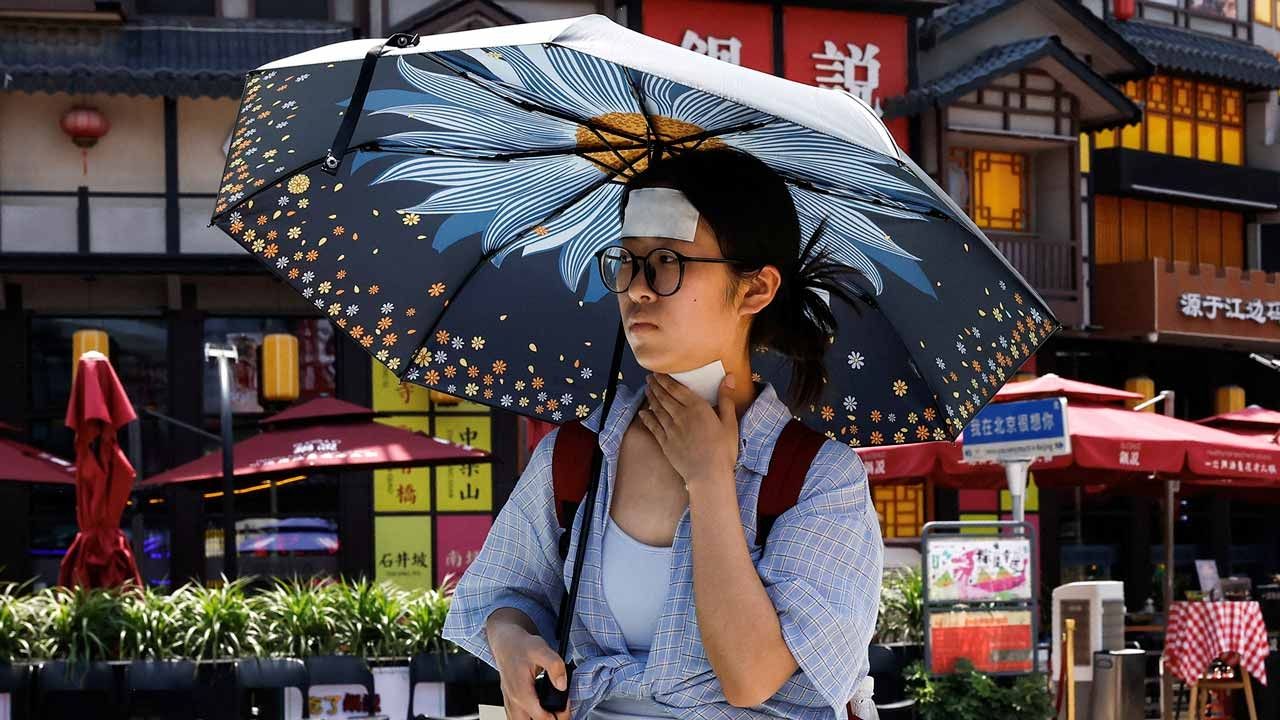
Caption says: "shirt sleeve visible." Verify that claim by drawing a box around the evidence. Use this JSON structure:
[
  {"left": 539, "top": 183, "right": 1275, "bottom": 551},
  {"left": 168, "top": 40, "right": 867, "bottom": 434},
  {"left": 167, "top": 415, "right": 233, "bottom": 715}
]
[
  {"left": 441, "top": 429, "right": 566, "bottom": 668},
  {"left": 755, "top": 440, "right": 884, "bottom": 716}
]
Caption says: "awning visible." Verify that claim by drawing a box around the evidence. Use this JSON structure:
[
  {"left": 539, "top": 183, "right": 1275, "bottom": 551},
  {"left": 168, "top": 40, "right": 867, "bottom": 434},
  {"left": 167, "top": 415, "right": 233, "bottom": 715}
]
[
  {"left": 1109, "top": 19, "right": 1280, "bottom": 90},
  {"left": 0, "top": 435, "right": 75, "bottom": 485},
  {"left": 885, "top": 35, "right": 1142, "bottom": 131},
  {"left": 0, "top": 15, "right": 355, "bottom": 98},
  {"left": 137, "top": 397, "right": 489, "bottom": 487},
  {"left": 1197, "top": 406, "right": 1280, "bottom": 444}
]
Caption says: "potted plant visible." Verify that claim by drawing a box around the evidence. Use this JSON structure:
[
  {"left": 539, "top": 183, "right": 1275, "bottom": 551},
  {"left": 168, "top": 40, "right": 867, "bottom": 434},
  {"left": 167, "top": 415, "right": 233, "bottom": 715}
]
[
  {"left": 0, "top": 582, "right": 39, "bottom": 719},
  {"left": 875, "top": 567, "right": 925, "bottom": 667},
  {"left": 175, "top": 577, "right": 263, "bottom": 720},
  {"left": 904, "top": 659, "right": 1054, "bottom": 720}
]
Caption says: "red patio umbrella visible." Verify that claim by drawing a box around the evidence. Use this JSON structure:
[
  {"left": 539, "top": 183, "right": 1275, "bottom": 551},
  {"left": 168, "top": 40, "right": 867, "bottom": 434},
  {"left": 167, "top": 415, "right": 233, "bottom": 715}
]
[
  {"left": 0, "top": 424, "right": 75, "bottom": 485},
  {"left": 59, "top": 351, "right": 142, "bottom": 588},
  {"left": 138, "top": 396, "right": 489, "bottom": 487},
  {"left": 1197, "top": 406, "right": 1280, "bottom": 444}
]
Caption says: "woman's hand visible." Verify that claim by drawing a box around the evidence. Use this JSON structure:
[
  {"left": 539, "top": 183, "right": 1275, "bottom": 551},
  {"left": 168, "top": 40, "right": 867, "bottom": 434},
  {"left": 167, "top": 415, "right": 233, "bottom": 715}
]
[
  {"left": 637, "top": 373, "right": 739, "bottom": 494},
  {"left": 488, "top": 622, "right": 570, "bottom": 720}
]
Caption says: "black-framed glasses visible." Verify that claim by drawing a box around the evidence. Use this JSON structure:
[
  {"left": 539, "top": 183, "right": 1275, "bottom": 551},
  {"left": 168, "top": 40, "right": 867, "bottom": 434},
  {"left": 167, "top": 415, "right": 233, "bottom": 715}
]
[{"left": 595, "top": 246, "right": 742, "bottom": 297}]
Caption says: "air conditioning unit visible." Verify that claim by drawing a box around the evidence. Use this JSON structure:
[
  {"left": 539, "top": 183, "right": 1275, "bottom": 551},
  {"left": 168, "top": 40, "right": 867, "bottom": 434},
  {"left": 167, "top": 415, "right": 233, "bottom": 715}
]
[{"left": 1051, "top": 581, "right": 1126, "bottom": 684}]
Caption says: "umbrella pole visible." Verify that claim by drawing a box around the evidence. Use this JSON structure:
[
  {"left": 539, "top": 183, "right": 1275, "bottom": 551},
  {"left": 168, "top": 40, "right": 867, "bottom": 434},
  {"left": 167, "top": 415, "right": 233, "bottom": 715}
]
[
  {"left": 537, "top": 321, "right": 627, "bottom": 713},
  {"left": 1159, "top": 389, "right": 1177, "bottom": 612}
]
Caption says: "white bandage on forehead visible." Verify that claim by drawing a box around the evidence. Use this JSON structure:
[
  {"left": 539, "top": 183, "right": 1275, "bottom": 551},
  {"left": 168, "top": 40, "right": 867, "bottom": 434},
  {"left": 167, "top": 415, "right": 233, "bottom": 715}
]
[{"left": 620, "top": 187, "right": 700, "bottom": 243}]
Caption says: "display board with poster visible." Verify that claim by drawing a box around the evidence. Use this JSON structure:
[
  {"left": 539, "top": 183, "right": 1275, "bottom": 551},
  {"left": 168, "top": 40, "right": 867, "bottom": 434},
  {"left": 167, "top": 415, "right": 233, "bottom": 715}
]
[{"left": 922, "top": 521, "right": 1038, "bottom": 676}]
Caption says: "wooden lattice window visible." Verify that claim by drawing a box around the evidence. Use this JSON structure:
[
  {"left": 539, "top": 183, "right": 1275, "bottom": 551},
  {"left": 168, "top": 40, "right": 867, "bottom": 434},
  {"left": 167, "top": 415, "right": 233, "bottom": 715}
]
[
  {"left": 947, "top": 148, "right": 1029, "bottom": 232},
  {"left": 1097, "top": 74, "right": 1243, "bottom": 166},
  {"left": 873, "top": 484, "right": 926, "bottom": 539}
]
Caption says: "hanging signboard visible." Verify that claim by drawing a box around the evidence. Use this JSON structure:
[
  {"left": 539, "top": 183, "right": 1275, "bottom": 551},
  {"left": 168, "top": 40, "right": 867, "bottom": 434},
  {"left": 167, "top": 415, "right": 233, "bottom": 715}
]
[{"left": 963, "top": 397, "right": 1070, "bottom": 463}]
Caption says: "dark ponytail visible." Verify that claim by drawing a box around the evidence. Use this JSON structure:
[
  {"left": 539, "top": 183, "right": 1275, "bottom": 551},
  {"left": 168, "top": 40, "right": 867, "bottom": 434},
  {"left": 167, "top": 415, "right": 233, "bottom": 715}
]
[{"left": 625, "top": 148, "right": 872, "bottom": 407}]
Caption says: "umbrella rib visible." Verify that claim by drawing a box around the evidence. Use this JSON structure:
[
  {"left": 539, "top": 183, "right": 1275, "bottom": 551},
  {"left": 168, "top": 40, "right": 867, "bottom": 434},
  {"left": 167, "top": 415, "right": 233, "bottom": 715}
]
[
  {"left": 359, "top": 140, "right": 648, "bottom": 162},
  {"left": 622, "top": 69, "right": 660, "bottom": 149},
  {"left": 580, "top": 126, "right": 646, "bottom": 178},
  {"left": 426, "top": 52, "right": 653, "bottom": 146},
  {"left": 784, "top": 175, "right": 951, "bottom": 220},
  {"left": 403, "top": 172, "right": 620, "bottom": 383}
]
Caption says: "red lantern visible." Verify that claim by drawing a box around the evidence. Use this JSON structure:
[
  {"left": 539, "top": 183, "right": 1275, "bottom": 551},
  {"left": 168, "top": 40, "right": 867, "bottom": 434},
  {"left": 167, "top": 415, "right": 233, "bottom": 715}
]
[
  {"left": 60, "top": 106, "right": 110, "bottom": 175},
  {"left": 1113, "top": 0, "right": 1134, "bottom": 21}
]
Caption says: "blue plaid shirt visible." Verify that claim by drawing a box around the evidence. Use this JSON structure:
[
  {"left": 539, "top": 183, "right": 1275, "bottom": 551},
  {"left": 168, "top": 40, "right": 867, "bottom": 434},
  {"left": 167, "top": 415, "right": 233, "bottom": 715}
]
[{"left": 441, "top": 383, "right": 884, "bottom": 719}]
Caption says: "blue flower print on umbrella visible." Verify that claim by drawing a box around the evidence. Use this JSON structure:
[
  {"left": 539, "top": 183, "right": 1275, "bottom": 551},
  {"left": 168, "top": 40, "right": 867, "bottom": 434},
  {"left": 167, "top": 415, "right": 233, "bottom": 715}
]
[{"left": 210, "top": 14, "right": 1059, "bottom": 448}]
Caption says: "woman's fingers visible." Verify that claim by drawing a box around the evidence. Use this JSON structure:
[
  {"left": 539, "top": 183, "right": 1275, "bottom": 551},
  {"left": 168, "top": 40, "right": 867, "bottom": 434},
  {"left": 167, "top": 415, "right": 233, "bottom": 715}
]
[
  {"left": 644, "top": 385, "right": 676, "bottom": 428},
  {"left": 637, "top": 408, "right": 667, "bottom": 444},
  {"left": 650, "top": 373, "right": 694, "bottom": 406}
]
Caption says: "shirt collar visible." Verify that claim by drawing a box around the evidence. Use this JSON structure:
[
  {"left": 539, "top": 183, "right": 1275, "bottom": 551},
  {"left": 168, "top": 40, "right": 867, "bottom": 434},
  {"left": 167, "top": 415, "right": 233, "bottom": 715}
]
[{"left": 580, "top": 381, "right": 793, "bottom": 476}]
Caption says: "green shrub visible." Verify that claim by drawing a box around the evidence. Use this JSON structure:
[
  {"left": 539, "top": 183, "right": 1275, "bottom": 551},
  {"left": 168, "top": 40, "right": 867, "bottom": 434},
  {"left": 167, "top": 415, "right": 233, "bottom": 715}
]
[
  {"left": 875, "top": 567, "right": 923, "bottom": 644},
  {"left": 905, "top": 659, "right": 1054, "bottom": 720}
]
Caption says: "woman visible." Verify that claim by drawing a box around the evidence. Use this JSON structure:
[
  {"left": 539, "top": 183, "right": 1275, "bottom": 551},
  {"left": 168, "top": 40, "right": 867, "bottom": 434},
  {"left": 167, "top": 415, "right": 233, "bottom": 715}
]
[{"left": 441, "top": 147, "right": 884, "bottom": 720}]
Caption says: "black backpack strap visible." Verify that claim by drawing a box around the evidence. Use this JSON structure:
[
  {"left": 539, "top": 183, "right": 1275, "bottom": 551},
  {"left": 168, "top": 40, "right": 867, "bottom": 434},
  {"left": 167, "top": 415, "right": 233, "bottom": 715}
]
[{"left": 756, "top": 419, "right": 826, "bottom": 546}]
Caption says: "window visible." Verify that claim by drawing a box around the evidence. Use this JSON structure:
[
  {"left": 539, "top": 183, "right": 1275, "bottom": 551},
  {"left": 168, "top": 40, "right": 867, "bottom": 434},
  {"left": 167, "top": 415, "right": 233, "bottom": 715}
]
[
  {"left": 1254, "top": 0, "right": 1276, "bottom": 25},
  {"left": 873, "top": 485, "right": 925, "bottom": 538},
  {"left": 1095, "top": 74, "right": 1244, "bottom": 165},
  {"left": 254, "top": 0, "right": 329, "bottom": 19},
  {"left": 135, "top": 0, "right": 216, "bottom": 14},
  {"left": 204, "top": 472, "right": 341, "bottom": 582},
  {"left": 946, "top": 148, "right": 1031, "bottom": 232},
  {"left": 202, "top": 317, "right": 336, "bottom": 416}
]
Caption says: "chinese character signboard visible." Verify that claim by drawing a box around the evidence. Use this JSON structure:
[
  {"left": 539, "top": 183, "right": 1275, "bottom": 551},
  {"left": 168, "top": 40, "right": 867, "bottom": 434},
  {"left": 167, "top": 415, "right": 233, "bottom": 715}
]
[
  {"left": 641, "top": 0, "right": 773, "bottom": 72},
  {"left": 434, "top": 414, "right": 493, "bottom": 512},
  {"left": 927, "top": 608, "right": 1035, "bottom": 674},
  {"left": 372, "top": 361, "right": 431, "bottom": 413},
  {"left": 781, "top": 7, "right": 910, "bottom": 151},
  {"left": 373, "top": 415, "right": 432, "bottom": 513},
  {"left": 375, "top": 515, "right": 433, "bottom": 590},
  {"left": 436, "top": 514, "right": 492, "bottom": 587},
  {"left": 962, "top": 397, "right": 1070, "bottom": 463},
  {"left": 927, "top": 536, "right": 1032, "bottom": 603}
]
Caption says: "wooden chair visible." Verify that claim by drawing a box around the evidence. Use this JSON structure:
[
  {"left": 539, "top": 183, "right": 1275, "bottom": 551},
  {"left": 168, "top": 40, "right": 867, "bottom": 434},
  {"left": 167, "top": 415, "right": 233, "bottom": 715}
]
[{"left": 1187, "top": 660, "right": 1257, "bottom": 720}]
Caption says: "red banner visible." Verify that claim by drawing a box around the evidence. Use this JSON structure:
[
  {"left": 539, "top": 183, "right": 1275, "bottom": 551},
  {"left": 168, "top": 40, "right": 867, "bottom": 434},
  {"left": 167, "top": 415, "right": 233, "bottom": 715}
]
[
  {"left": 641, "top": 0, "right": 774, "bottom": 73},
  {"left": 781, "top": 7, "right": 910, "bottom": 152}
]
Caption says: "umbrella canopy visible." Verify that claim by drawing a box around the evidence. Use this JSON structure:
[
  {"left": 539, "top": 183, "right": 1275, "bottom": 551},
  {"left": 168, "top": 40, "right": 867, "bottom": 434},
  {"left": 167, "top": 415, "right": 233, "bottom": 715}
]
[
  {"left": 209, "top": 14, "right": 1058, "bottom": 447},
  {"left": 59, "top": 351, "right": 142, "bottom": 588},
  {"left": 1197, "top": 405, "right": 1280, "bottom": 443},
  {"left": 0, "top": 427, "right": 75, "bottom": 485},
  {"left": 138, "top": 396, "right": 489, "bottom": 487}
]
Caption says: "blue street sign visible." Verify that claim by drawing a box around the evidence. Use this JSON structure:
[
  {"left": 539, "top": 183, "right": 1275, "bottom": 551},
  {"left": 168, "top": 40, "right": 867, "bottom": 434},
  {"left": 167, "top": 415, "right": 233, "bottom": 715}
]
[{"left": 962, "top": 397, "right": 1071, "bottom": 462}]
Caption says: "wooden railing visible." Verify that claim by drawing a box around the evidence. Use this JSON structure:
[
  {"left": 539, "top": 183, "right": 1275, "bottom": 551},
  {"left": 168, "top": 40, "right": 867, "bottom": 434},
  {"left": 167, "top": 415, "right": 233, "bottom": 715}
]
[{"left": 987, "top": 233, "right": 1080, "bottom": 300}]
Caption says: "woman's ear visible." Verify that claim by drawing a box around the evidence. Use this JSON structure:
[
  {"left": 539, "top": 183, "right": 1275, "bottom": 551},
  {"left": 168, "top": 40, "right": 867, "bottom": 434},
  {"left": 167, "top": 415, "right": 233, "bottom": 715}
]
[{"left": 739, "top": 265, "right": 782, "bottom": 318}]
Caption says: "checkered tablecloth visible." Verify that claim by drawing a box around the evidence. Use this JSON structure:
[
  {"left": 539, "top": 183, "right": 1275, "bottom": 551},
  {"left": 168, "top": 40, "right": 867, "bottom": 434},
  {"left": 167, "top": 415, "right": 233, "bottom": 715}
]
[{"left": 1163, "top": 601, "right": 1270, "bottom": 686}]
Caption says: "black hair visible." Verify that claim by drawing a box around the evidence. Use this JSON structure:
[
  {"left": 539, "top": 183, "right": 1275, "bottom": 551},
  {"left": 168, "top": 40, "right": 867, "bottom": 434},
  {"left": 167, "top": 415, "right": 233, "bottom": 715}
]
[{"left": 622, "top": 147, "right": 868, "bottom": 407}]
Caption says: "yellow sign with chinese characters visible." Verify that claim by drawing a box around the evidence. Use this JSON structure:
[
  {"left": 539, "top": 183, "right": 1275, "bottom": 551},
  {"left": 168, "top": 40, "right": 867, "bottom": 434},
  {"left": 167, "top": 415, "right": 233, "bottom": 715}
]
[
  {"left": 372, "top": 361, "right": 431, "bottom": 412},
  {"left": 374, "top": 515, "right": 433, "bottom": 590},
  {"left": 373, "top": 415, "right": 432, "bottom": 513},
  {"left": 434, "top": 414, "right": 492, "bottom": 512}
]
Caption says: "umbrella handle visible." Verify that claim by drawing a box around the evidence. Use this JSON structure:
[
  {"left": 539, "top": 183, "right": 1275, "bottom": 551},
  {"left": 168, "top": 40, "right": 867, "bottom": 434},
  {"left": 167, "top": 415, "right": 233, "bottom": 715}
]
[
  {"left": 322, "top": 31, "right": 421, "bottom": 175},
  {"left": 540, "top": 322, "right": 626, "bottom": 712}
]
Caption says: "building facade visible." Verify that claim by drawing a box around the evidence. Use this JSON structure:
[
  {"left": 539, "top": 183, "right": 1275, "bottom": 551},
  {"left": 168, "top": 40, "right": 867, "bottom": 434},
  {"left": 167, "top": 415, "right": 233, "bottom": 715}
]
[{"left": 2, "top": 0, "right": 1279, "bottom": 602}]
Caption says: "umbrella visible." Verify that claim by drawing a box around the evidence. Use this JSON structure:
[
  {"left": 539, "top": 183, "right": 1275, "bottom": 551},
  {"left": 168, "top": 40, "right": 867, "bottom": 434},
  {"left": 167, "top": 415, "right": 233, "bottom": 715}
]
[
  {"left": 0, "top": 424, "right": 75, "bottom": 485},
  {"left": 210, "top": 14, "right": 1058, "bottom": 448},
  {"left": 59, "top": 351, "right": 142, "bottom": 589},
  {"left": 211, "top": 16, "right": 1060, "bottom": 707},
  {"left": 1197, "top": 405, "right": 1280, "bottom": 444},
  {"left": 137, "top": 396, "right": 489, "bottom": 487}
]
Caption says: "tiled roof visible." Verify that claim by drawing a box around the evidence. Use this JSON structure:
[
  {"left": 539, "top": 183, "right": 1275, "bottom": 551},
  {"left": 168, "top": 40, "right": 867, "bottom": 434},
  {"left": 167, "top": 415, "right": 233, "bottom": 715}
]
[
  {"left": 1110, "top": 19, "right": 1280, "bottom": 89},
  {"left": 0, "top": 15, "right": 354, "bottom": 98},
  {"left": 885, "top": 35, "right": 1141, "bottom": 129}
]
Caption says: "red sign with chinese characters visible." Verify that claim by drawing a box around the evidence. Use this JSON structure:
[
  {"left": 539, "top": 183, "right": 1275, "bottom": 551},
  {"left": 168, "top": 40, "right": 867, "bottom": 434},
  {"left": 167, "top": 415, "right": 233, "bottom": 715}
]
[
  {"left": 781, "top": 7, "right": 910, "bottom": 151},
  {"left": 641, "top": 0, "right": 774, "bottom": 73},
  {"left": 436, "top": 514, "right": 492, "bottom": 587}
]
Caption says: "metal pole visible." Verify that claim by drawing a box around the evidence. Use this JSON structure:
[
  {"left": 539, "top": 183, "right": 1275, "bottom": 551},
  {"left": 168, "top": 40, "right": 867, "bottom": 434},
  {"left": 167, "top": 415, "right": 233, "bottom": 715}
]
[
  {"left": 1004, "top": 459, "right": 1030, "bottom": 523},
  {"left": 206, "top": 344, "right": 239, "bottom": 580},
  {"left": 1161, "top": 390, "right": 1177, "bottom": 613}
]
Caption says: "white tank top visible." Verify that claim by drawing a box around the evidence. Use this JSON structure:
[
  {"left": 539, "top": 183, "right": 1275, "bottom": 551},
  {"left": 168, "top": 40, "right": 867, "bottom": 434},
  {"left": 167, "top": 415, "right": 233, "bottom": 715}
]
[{"left": 593, "top": 518, "right": 675, "bottom": 719}]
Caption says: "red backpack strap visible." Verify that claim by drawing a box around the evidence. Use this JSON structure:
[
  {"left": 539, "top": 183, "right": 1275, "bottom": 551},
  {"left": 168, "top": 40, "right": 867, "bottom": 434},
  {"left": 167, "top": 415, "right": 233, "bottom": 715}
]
[
  {"left": 551, "top": 420, "right": 597, "bottom": 559},
  {"left": 756, "top": 419, "right": 826, "bottom": 546}
]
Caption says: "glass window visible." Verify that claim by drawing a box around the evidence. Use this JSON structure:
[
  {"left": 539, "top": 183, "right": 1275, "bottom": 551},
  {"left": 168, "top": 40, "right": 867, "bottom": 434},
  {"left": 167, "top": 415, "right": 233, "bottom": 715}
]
[
  {"left": 1100, "top": 74, "right": 1244, "bottom": 166},
  {"left": 135, "top": 0, "right": 216, "bottom": 14},
  {"left": 28, "top": 317, "right": 172, "bottom": 477},
  {"left": 254, "top": 0, "right": 328, "bottom": 19},
  {"left": 946, "top": 148, "right": 1030, "bottom": 232},
  {"left": 202, "top": 317, "right": 336, "bottom": 416}
]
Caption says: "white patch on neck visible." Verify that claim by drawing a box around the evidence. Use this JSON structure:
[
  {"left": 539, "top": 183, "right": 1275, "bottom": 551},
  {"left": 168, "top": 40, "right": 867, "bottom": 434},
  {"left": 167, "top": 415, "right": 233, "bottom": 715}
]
[{"left": 669, "top": 360, "right": 726, "bottom": 405}]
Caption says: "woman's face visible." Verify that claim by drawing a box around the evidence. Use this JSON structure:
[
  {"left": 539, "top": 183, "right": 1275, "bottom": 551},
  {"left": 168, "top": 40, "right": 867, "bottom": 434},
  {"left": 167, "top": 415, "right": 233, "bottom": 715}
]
[{"left": 617, "top": 219, "right": 764, "bottom": 373}]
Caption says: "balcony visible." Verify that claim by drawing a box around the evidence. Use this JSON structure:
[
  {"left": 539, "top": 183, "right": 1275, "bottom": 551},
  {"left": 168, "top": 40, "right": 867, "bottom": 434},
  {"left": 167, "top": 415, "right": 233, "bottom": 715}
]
[
  {"left": 1091, "top": 148, "right": 1280, "bottom": 211},
  {"left": 1093, "top": 258, "right": 1280, "bottom": 348},
  {"left": 988, "top": 232, "right": 1082, "bottom": 328}
]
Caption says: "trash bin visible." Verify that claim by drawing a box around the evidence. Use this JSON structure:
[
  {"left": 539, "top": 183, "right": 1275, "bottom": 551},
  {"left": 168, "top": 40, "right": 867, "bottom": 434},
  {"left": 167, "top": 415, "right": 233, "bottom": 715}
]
[{"left": 1089, "top": 649, "right": 1146, "bottom": 720}]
